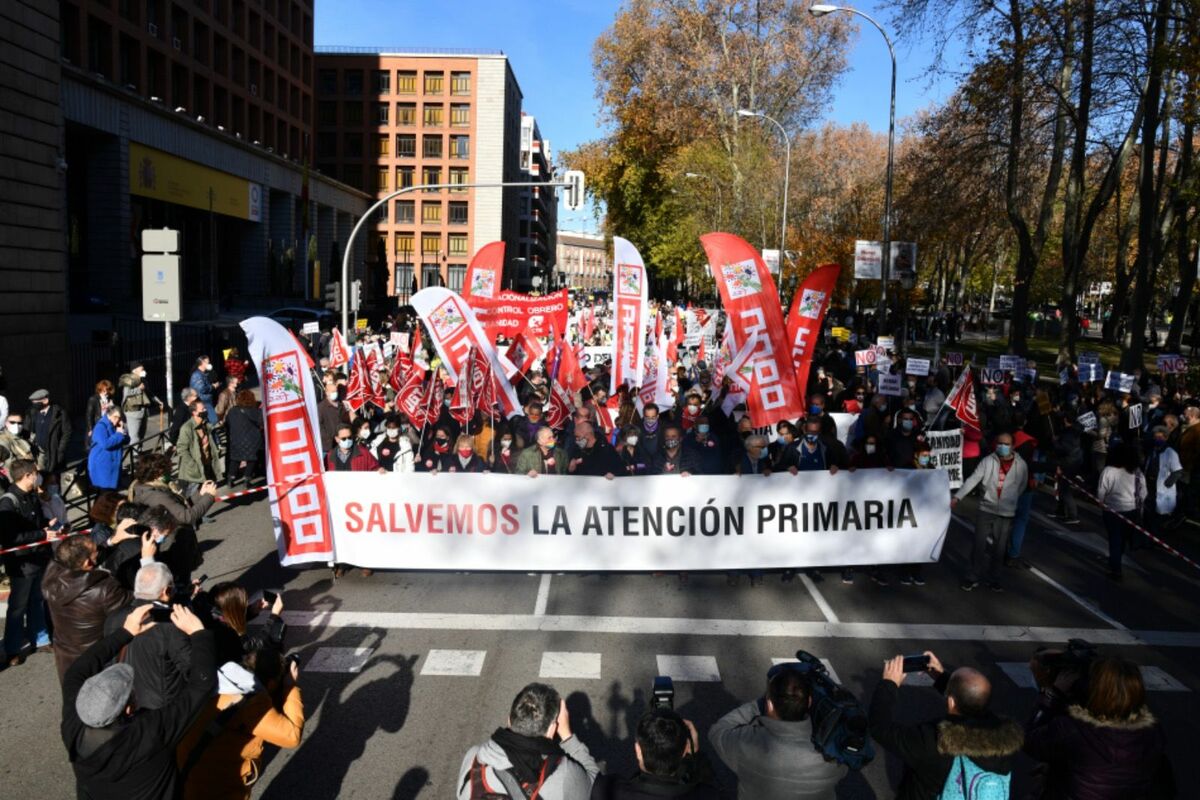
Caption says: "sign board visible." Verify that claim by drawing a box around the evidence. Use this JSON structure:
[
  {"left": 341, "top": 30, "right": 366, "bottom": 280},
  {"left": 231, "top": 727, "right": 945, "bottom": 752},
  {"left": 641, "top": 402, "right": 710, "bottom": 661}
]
[
  {"left": 1078, "top": 363, "right": 1103, "bottom": 383},
  {"left": 890, "top": 241, "right": 917, "bottom": 282},
  {"left": 300, "top": 321, "right": 320, "bottom": 335},
  {"left": 1128, "top": 403, "right": 1143, "bottom": 430},
  {"left": 1017, "top": 368, "right": 1038, "bottom": 383},
  {"left": 854, "top": 240, "right": 883, "bottom": 280},
  {"left": 1036, "top": 390, "right": 1052, "bottom": 416},
  {"left": 831, "top": 326, "right": 851, "bottom": 341},
  {"left": 581, "top": 346, "right": 613, "bottom": 368},
  {"left": 999, "top": 355, "right": 1025, "bottom": 372},
  {"left": 906, "top": 358, "right": 931, "bottom": 376},
  {"left": 390, "top": 332, "right": 408, "bottom": 350},
  {"left": 980, "top": 368, "right": 1005, "bottom": 385},
  {"left": 987, "top": 357, "right": 1001, "bottom": 370},
  {"left": 141, "top": 228, "right": 180, "bottom": 253},
  {"left": 946, "top": 352, "right": 963, "bottom": 366},
  {"left": 1157, "top": 354, "right": 1187, "bottom": 374},
  {"left": 878, "top": 372, "right": 903, "bottom": 396},
  {"left": 141, "top": 254, "right": 181, "bottom": 322},
  {"left": 355, "top": 318, "right": 369, "bottom": 331},
  {"left": 761, "top": 249, "right": 781, "bottom": 275},
  {"left": 1105, "top": 370, "right": 1135, "bottom": 393},
  {"left": 877, "top": 336, "right": 895, "bottom": 351},
  {"left": 925, "top": 429, "right": 963, "bottom": 489},
  {"left": 1076, "top": 411, "right": 1098, "bottom": 431},
  {"left": 855, "top": 349, "right": 877, "bottom": 367},
  {"left": 1079, "top": 351, "right": 1102, "bottom": 366}
]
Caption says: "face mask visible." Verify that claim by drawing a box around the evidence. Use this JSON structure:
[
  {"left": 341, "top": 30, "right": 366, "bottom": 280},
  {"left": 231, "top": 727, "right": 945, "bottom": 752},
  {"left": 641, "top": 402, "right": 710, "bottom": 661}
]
[
  {"left": 136, "top": 370, "right": 146, "bottom": 379},
  {"left": 995, "top": 444, "right": 1012, "bottom": 457},
  {"left": 809, "top": 405, "right": 822, "bottom": 415},
  {"left": 444, "top": 398, "right": 453, "bottom": 408},
  {"left": 5, "top": 423, "right": 19, "bottom": 434},
  {"left": 918, "top": 455, "right": 931, "bottom": 466},
  {"left": 901, "top": 419, "right": 914, "bottom": 432},
  {"left": 501, "top": 438, "right": 513, "bottom": 450},
  {"left": 1011, "top": 396, "right": 1021, "bottom": 405},
  {"left": 1154, "top": 439, "right": 1166, "bottom": 449},
  {"left": 625, "top": 435, "right": 639, "bottom": 446},
  {"left": 644, "top": 417, "right": 658, "bottom": 430},
  {"left": 805, "top": 433, "right": 819, "bottom": 443},
  {"left": 865, "top": 444, "right": 877, "bottom": 455},
  {"left": 757, "top": 449, "right": 768, "bottom": 460},
  {"left": 155, "top": 534, "right": 166, "bottom": 545},
  {"left": 575, "top": 437, "right": 588, "bottom": 449},
  {"left": 543, "top": 438, "right": 556, "bottom": 449},
  {"left": 697, "top": 424, "right": 710, "bottom": 435},
  {"left": 855, "top": 395, "right": 865, "bottom": 402},
  {"left": 358, "top": 429, "right": 371, "bottom": 440},
  {"left": 664, "top": 438, "right": 680, "bottom": 449},
  {"left": 386, "top": 428, "right": 400, "bottom": 439},
  {"left": 686, "top": 405, "right": 700, "bottom": 416},
  {"left": 458, "top": 447, "right": 473, "bottom": 458},
  {"left": 337, "top": 439, "right": 353, "bottom": 451}
]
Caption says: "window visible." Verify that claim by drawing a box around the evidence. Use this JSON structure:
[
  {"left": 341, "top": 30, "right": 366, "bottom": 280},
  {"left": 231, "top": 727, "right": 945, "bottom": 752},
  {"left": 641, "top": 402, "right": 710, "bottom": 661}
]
[
  {"left": 394, "top": 233, "right": 414, "bottom": 256},
  {"left": 375, "top": 134, "right": 390, "bottom": 156},
  {"left": 423, "top": 71, "right": 443, "bottom": 94},
  {"left": 343, "top": 165, "right": 362, "bottom": 190},
  {"left": 448, "top": 234, "right": 468, "bottom": 257},
  {"left": 422, "top": 234, "right": 441, "bottom": 257},
  {"left": 376, "top": 167, "right": 389, "bottom": 191},
  {"left": 395, "top": 263, "right": 414, "bottom": 301},
  {"left": 396, "top": 70, "right": 416, "bottom": 94},
  {"left": 374, "top": 70, "right": 390, "bottom": 95},
  {"left": 451, "top": 71, "right": 470, "bottom": 95},
  {"left": 422, "top": 202, "right": 441, "bottom": 224},
  {"left": 397, "top": 166, "right": 414, "bottom": 188},
  {"left": 450, "top": 135, "right": 469, "bottom": 159},
  {"left": 395, "top": 134, "right": 416, "bottom": 157},
  {"left": 375, "top": 102, "right": 389, "bottom": 125},
  {"left": 422, "top": 134, "right": 442, "bottom": 158},
  {"left": 396, "top": 103, "right": 415, "bottom": 126},
  {"left": 344, "top": 134, "right": 362, "bottom": 158},
  {"left": 423, "top": 104, "right": 443, "bottom": 126},
  {"left": 450, "top": 104, "right": 470, "bottom": 127},
  {"left": 395, "top": 201, "right": 415, "bottom": 223},
  {"left": 448, "top": 202, "right": 468, "bottom": 225},
  {"left": 447, "top": 264, "right": 466, "bottom": 291},
  {"left": 422, "top": 166, "right": 441, "bottom": 190},
  {"left": 343, "top": 101, "right": 362, "bottom": 125},
  {"left": 422, "top": 264, "right": 442, "bottom": 288},
  {"left": 344, "top": 69, "right": 362, "bottom": 95},
  {"left": 449, "top": 167, "right": 469, "bottom": 192}
]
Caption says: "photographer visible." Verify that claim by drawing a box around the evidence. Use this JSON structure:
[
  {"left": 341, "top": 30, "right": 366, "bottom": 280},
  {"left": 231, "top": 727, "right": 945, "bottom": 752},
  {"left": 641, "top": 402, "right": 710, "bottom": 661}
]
[
  {"left": 868, "top": 652, "right": 1023, "bottom": 800},
  {"left": 457, "top": 681, "right": 599, "bottom": 799},
  {"left": 591, "top": 708, "right": 719, "bottom": 799},
  {"left": 709, "top": 666, "right": 848, "bottom": 798},
  {"left": 104, "top": 562, "right": 193, "bottom": 711},
  {"left": 1025, "top": 652, "right": 1174, "bottom": 798}
]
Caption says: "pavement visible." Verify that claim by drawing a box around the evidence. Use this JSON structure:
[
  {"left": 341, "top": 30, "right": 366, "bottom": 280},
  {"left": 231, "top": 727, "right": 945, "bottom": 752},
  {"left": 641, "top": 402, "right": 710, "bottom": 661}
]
[{"left": 1, "top": 479, "right": 1198, "bottom": 799}]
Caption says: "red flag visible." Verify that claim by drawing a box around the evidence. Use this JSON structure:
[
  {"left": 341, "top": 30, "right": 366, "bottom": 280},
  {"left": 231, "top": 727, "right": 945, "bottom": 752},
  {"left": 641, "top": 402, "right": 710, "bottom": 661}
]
[
  {"left": 546, "top": 382, "right": 573, "bottom": 430},
  {"left": 461, "top": 241, "right": 505, "bottom": 300},
  {"left": 582, "top": 306, "right": 596, "bottom": 342},
  {"left": 388, "top": 350, "right": 413, "bottom": 393},
  {"left": 553, "top": 340, "right": 588, "bottom": 394},
  {"left": 395, "top": 364, "right": 426, "bottom": 422},
  {"left": 666, "top": 306, "right": 686, "bottom": 363},
  {"left": 945, "top": 367, "right": 981, "bottom": 431},
  {"left": 785, "top": 263, "right": 841, "bottom": 405},
  {"left": 328, "top": 327, "right": 351, "bottom": 369},
  {"left": 470, "top": 348, "right": 498, "bottom": 416},
  {"left": 701, "top": 233, "right": 806, "bottom": 426},
  {"left": 697, "top": 335, "right": 708, "bottom": 366},
  {"left": 344, "top": 349, "right": 369, "bottom": 414},
  {"left": 506, "top": 329, "right": 545, "bottom": 376},
  {"left": 655, "top": 308, "right": 664, "bottom": 341},
  {"left": 449, "top": 347, "right": 477, "bottom": 425}
]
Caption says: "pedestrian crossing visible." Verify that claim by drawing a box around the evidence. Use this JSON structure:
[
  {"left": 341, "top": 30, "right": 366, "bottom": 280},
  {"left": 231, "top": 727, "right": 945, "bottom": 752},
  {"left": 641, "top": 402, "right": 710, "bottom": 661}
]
[{"left": 300, "top": 646, "right": 1192, "bottom": 692}]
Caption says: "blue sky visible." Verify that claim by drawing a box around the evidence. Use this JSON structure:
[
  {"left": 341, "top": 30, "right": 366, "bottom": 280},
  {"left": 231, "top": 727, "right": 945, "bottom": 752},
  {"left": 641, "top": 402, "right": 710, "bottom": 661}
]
[{"left": 317, "top": 1, "right": 966, "bottom": 231}]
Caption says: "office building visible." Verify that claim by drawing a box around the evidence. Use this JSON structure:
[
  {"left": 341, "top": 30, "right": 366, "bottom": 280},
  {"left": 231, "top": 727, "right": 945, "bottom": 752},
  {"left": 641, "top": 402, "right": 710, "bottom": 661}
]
[{"left": 556, "top": 230, "right": 609, "bottom": 294}]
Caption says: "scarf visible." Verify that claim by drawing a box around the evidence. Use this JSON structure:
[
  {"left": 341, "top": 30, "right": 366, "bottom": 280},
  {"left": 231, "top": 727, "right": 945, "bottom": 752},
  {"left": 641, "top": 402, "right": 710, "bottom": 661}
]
[{"left": 490, "top": 727, "right": 563, "bottom": 786}]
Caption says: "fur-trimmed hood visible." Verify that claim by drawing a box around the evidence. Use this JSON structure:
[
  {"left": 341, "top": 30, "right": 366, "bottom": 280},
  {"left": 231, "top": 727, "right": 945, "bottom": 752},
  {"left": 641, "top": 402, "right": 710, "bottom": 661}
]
[
  {"left": 936, "top": 717, "right": 1024, "bottom": 758},
  {"left": 1067, "top": 704, "right": 1158, "bottom": 731}
]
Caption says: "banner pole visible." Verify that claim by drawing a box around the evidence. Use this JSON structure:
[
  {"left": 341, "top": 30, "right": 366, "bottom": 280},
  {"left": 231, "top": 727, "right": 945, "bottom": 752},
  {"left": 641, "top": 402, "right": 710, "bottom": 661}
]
[{"left": 415, "top": 374, "right": 435, "bottom": 459}]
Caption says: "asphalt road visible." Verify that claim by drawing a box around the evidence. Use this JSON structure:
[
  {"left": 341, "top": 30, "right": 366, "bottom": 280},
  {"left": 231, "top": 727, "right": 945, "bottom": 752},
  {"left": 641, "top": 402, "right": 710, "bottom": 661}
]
[{"left": 1, "top": 481, "right": 1197, "bottom": 799}]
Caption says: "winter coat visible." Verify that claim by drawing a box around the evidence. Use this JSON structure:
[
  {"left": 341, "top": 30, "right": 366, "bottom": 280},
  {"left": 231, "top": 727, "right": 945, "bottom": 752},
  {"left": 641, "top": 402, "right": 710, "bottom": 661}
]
[
  {"left": 189, "top": 369, "right": 216, "bottom": 408},
  {"left": 323, "top": 444, "right": 380, "bottom": 472},
  {"left": 0, "top": 429, "right": 34, "bottom": 470},
  {"left": 1096, "top": 466, "right": 1146, "bottom": 514},
  {"left": 954, "top": 453, "right": 1029, "bottom": 517},
  {"left": 85, "top": 395, "right": 114, "bottom": 441},
  {"left": 1180, "top": 423, "right": 1200, "bottom": 473},
  {"left": 128, "top": 480, "right": 215, "bottom": 531},
  {"left": 709, "top": 701, "right": 847, "bottom": 800},
  {"left": 1053, "top": 426, "right": 1086, "bottom": 473},
  {"left": 1024, "top": 705, "right": 1174, "bottom": 800},
  {"left": 104, "top": 600, "right": 193, "bottom": 711},
  {"left": 26, "top": 402, "right": 71, "bottom": 473},
  {"left": 62, "top": 628, "right": 216, "bottom": 800},
  {"left": 1145, "top": 446, "right": 1182, "bottom": 515},
  {"left": 41, "top": 559, "right": 131, "bottom": 682},
  {"left": 177, "top": 662, "right": 305, "bottom": 800},
  {"left": 317, "top": 399, "right": 346, "bottom": 453},
  {"left": 225, "top": 406, "right": 264, "bottom": 462},
  {"left": 868, "top": 679, "right": 1024, "bottom": 800},
  {"left": 177, "top": 419, "right": 224, "bottom": 484},
  {"left": 370, "top": 433, "right": 415, "bottom": 472},
  {"left": 457, "top": 734, "right": 599, "bottom": 800},
  {"left": 119, "top": 373, "right": 152, "bottom": 413},
  {"left": 515, "top": 444, "right": 569, "bottom": 475},
  {"left": 0, "top": 484, "right": 50, "bottom": 576},
  {"left": 87, "top": 417, "right": 129, "bottom": 491},
  {"left": 591, "top": 769, "right": 721, "bottom": 799}
]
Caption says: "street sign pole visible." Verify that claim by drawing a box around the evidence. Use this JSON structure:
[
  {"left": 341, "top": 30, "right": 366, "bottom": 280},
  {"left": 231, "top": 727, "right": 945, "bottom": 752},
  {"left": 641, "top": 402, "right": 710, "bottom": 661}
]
[
  {"left": 141, "top": 228, "right": 182, "bottom": 429},
  {"left": 164, "top": 321, "right": 173, "bottom": 422}
]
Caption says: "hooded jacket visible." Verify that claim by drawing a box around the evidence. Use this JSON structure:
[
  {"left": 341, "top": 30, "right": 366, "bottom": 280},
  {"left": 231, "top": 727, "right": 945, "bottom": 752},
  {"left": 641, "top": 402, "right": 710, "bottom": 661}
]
[
  {"left": 868, "top": 678, "right": 1024, "bottom": 800},
  {"left": 456, "top": 732, "right": 599, "bottom": 800},
  {"left": 42, "top": 559, "right": 131, "bottom": 682},
  {"left": 1024, "top": 705, "right": 1174, "bottom": 800},
  {"left": 177, "top": 661, "right": 305, "bottom": 800}
]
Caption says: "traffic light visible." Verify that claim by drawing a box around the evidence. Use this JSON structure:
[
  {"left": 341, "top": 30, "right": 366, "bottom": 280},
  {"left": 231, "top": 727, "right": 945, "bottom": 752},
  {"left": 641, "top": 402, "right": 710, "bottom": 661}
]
[
  {"left": 324, "top": 281, "right": 341, "bottom": 311},
  {"left": 350, "top": 279, "right": 362, "bottom": 312},
  {"left": 563, "top": 169, "right": 585, "bottom": 211}
]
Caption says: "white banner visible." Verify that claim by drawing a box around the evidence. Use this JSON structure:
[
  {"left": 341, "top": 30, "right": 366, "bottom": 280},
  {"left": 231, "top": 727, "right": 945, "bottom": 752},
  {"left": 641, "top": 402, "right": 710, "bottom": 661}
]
[
  {"left": 323, "top": 470, "right": 952, "bottom": 571},
  {"left": 611, "top": 237, "right": 649, "bottom": 393},
  {"left": 854, "top": 240, "right": 883, "bottom": 280},
  {"left": 925, "top": 429, "right": 964, "bottom": 489}
]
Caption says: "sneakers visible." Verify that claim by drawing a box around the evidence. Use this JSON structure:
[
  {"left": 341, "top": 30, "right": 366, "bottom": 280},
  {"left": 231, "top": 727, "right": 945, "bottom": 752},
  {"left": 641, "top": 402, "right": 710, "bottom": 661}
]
[
  {"left": 871, "top": 571, "right": 890, "bottom": 586},
  {"left": 910, "top": 573, "right": 926, "bottom": 586},
  {"left": 841, "top": 569, "right": 854, "bottom": 585},
  {"left": 960, "top": 580, "right": 979, "bottom": 592},
  {"left": 899, "top": 574, "right": 915, "bottom": 586}
]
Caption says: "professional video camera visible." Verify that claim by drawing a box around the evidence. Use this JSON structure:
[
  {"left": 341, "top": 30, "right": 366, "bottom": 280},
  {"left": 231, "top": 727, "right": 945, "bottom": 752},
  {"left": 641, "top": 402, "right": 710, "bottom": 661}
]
[
  {"left": 1031, "top": 639, "right": 1098, "bottom": 710},
  {"left": 768, "top": 650, "right": 874, "bottom": 770}
]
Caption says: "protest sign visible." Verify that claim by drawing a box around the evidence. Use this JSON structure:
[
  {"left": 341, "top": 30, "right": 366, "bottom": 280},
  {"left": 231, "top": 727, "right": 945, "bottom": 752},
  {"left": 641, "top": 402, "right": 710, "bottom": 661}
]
[
  {"left": 1079, "top": 351, "right": 1102, "bottom": 366},
  {"left": 946, "top": 352, "right": 964, "bottom": 366},
  {"left": 300, "top": 321, "right": 319, "bottom": 335},
  {"left": 355, "top": 318, "right": 368, "bottom": 331},
  {"left": 906, "top": 358, "right": 931, "bottom": 376},
  {"left": 831, "top": 326, "right": 851, "bottom": 341},
  {"left": 999, "top": 355, "right": 1025, "bottom": 372},
  {"left": 987, "top": 357, "right": 1001, "bottom": 370},
  {"left": 878, "top": 373, "right": 903, "bottom": 396},
  {"left": 877, "top": 336, "right": 895, "bottom": 350},
  {"left": 980, "top": 368, "right": 1005, "bottom": 385},
  {"left": 322, "top": 470, "right": 952, "bottom": 571},
  {"left": 1076, "top": 411, "right": 1098, "bottom": 431},
  {"left": 1105, "top": 371, "right": 1136, "bottom": 393},
  {"left": 1128, "top": 403, "right": 1143, "bottom": 430},
  {"left": 1157, "top": 354, "right": 1186, "bottom": 374},
  {"left": 854, "top": 240, "right": 883, "bottom": 280},
  {"left": 855, "top": 349, "right": 877, "bottom": 367},
  {"left": 924, "top": 429, "right": 963, "bottom": 489}
]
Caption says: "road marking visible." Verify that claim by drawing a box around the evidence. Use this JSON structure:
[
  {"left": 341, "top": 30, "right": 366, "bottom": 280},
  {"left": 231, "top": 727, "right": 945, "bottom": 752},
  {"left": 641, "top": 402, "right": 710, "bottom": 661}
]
[
  {"left": 998, "top": 662, "right": 1038, "bottom": 689},
  {"left": 534, "top": 573, "right": 552, "bottom": 616},
  {"left": 657, "top": 655, "right": 721, "bottom": 682},
  {"left": 772, "top": 657, "right": 840, "bottom": 683},
  {"left": 421, "top": 649, "right": 486, "bottom": 676},
  {"left": 304, "top": 646, "right": 376, "bottom": 673},
  {"left": 539, "top": 651, "right": 602, "bottom": 680},
  {"left": 1030, "top": 511, "right": 1146, "bottom": 575},
  {"left": 999, "top": 662, "right": 1190, "bottom": 692},
  {"left": 279, "top": 610, "right": 1200, "bottom": 647},
  {"left": 799, "top": 573, "right": 840, "bottom": 623}
]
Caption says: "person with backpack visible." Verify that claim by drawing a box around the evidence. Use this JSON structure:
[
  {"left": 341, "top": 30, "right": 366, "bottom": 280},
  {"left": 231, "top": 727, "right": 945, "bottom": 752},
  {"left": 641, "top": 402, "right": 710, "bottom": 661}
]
[
  {"left": 868, "top": 652, "right": 1023, "bottom": 800},
  {"left": 457, "top": 682, "right": 599, "bottom": 800}
]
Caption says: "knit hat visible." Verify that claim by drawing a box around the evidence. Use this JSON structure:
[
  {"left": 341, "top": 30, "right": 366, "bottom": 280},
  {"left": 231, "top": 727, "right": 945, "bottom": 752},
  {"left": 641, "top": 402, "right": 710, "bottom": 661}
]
[{"left": 75, "top": 663, "right": 135, "bottom": 727}]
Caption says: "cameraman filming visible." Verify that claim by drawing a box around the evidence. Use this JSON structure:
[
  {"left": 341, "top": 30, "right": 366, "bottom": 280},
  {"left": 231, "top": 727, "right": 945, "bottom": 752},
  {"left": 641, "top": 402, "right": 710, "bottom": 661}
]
[
  {"left": 709, "top": 665, "right": 848, "bottom": 798},
  {"left": 868, "top": 651, "right": 1023, "bottom": 800},
  {"left": 591, "top": 708, "right": 718, "bottom": 799}
]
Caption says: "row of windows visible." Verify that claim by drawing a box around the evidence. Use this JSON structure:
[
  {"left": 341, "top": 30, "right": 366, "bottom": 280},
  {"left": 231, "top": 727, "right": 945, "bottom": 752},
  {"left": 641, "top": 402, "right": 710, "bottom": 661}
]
[
  {"left": 378, "top": 200, "right": 469, "bottom": 225},
  {"left": 373, "top": 166, "right": 469, "bottom": 191},
  {"left": 317, "top": 101, "right": 470, "bottom": 128},
  {"left": 319, "top": 69, "right": 471, "bottom": 97},
  {"left": 387, "top": 233, "right": 471, "bottom": 257},
  {"left": 317, "top": 133, "right": 469, "bottom": 160},
  {"left": 392, "top": 264, "right": 468, "bottom": 300}
]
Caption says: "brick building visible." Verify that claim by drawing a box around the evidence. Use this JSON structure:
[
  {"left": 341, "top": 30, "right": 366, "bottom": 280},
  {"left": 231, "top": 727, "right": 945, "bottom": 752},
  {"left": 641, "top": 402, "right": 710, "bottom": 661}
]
[{"left": 556, "top": 230, "right": 609, "bottom": 294}]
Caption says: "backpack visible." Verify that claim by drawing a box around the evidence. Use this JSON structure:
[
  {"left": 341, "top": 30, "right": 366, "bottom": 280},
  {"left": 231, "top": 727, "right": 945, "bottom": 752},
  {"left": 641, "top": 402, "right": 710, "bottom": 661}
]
[
  {"left": 939, "top": 754, "right": 1010, "bottom": 800},
  {"left": 464, "top": 755, "right": 560, "bottom": 800}
]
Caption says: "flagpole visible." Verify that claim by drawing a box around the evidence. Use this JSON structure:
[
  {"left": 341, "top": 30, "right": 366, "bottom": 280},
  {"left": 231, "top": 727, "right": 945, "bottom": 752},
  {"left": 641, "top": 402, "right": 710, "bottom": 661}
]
[{"left": 415, "top": 372, "right": 437, "bottom": 458}]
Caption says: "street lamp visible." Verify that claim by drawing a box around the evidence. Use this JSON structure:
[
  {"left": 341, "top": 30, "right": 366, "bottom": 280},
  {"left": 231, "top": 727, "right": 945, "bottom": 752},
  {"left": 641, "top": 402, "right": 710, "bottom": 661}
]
[
  {"left": 737, "top": 110, "right": 790, "bottom": 294},
  {"left": 810, "top": 3, "right": 897, "bottom": 329}
]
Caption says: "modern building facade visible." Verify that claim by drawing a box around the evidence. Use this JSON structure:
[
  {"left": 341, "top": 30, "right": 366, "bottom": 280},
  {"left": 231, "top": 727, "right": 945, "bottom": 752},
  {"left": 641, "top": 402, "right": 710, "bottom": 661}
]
[
  {"left": 556, "top": 231, "right": 609, "bottom": 294},
  {"left": 312, "top": 48, "right": 557, "bottom": 301}
]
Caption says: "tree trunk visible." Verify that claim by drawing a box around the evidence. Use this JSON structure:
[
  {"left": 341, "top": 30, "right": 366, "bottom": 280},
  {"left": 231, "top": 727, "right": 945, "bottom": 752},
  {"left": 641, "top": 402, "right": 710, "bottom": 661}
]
[{"left": 1165, "top": 119, "right": 1196, "bottom": 353}]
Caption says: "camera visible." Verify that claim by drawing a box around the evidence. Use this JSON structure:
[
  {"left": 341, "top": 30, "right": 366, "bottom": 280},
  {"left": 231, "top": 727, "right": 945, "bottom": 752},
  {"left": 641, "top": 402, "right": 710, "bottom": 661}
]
[
  {"left": 1033, "top": 639, "right": 1098, "bottom": 705},
  {"left": 650, "top": 676, "right": 675, "bottom": 710},
  {"left": 148, "top": 601, "right": 173, "bottom": 623},
  {"left": 768, "top": 650, "right": 875, "bottom": 770},
  {"left": 902, "top": 654, "right": 931, "bottom": 673}
]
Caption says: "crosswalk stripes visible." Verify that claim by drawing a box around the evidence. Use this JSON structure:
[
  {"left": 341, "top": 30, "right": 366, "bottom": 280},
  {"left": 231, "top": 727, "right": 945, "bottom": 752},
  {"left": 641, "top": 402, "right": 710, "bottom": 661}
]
[
  {"left": 304, "top": 646, "right": 376, "bottom": 673},
  {"left": 999, "top": 662, "right": 1191, "bottom": 692},
  {"left": 540, "top": 651, "right": 603, "bottom": 680},
  {"left": 656, "top": 655, "right": 721, "bottom": 682},
  {"left": 420, "top": 649, "right": 487, "bottom": 676}
]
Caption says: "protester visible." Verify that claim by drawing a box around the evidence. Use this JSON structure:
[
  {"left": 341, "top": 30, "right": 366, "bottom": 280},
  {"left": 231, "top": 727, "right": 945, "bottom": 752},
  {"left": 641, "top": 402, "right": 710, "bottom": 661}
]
[
  {"left": 518, "top": 427, "right": 568, "bottom": 477},
  {"left": 85, "top": 380, "right": 117, "bottom": 447},
  {"left": 616, "top": 426, "right": 650, "bottom": 477},
  {"left": 169, "top": 388, "right": 200, "bottom": 446},
  {"left": 324, "top": 423, "right": 384, "bottom": 473},
  {"left": 952, "top": 432, "right": 1028, "bottom": 592},
  {"left": 42, "top": 534, "right": 136, "bottom": 682},
  {"left": 199, "top": 582, "right": 287, "bottom": 666},
  {"left": 87, "top": 406, "right": 130, "bottom": 492},
  {"left": 683, "top": 414, "right": 724, "bottom": 475},
  {"left": 0, "top": 410, "right": 34, "bottom": 472},
  {"left": 869, "top": 651, "right": 1023, "bottom": 799},
  {"left": 119, "top": 361, "right": 157, "bottom": 452},
  {"left": 568, "top": 421, "right": 622, "bottom": 478},
  {"left": 1, "top": 458, "right": 54, "bottom": 666},
  {"left": 456, "top": 682, "right": 599, "bottom": 799},
  {"left": 736, "top": 434, "right": 772, "bottom": 476},
  {"left": 592, "top": 708, "right": 719, "bottom": 799},
  {"left": 1095, "top": 443, "right": 1147, "bottom": 582},
  {"left": 489, "top": 428, "right": 521, "bottom": 474},
  {"left": 224, "top": 390, "right": 265, "bottom": 488},
  {"left": 372, "top": 414, "right": 416, "bottom": 472},
  {"left": 318, "top": 375, "right": 348, "bottom": 452},
  {"left": 177, "top": 400, "right": 224, "bottom": 494},
  {"left": 26, "top": 388, "right": 71, "bottom": 485},
  {"left": 448, "top": 433, "right": 487, "bottom": 472},
  {"left": 61, "top": 603, "right": 213, "bottom": 800},
  {"left": 709, "top": 664, "right": 848, "bottom": 798},
  {"left": 190, "top": 355, "right": 221, "bottom": 424},
  {"left": 651, "top": 424, "right": 698, "bottom": 476},
  {"left": 1142, "top": 425, "right": 1183, "bottom": 540}
]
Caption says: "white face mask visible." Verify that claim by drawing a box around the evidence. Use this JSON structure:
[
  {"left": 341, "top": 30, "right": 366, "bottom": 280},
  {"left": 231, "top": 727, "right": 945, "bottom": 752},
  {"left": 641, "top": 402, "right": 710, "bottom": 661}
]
[
  {"left": 386, "top": 428, "right": 400, "bottom": 439},
  {"left": 626, "top": 435, "right": 639, "bottom": 446},
  {"left": 6, "top": 423, "right": 19, "bottom": 435},
  {"left": 135, "top": 370, "right": 146, "bottom": 379},
  {"left": 865, "top": 444, "right": 877, "bottom": 455},
  {"left": 501, "top": 439, "right": 513, "bottom": 450}
]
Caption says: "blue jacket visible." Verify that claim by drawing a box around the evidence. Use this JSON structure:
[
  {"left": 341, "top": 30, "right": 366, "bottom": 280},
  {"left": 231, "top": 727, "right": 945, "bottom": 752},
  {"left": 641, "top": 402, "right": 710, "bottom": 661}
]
[
  {"left": 189, "top": 369, "right": 214, "bottom": 406},
  {"left": 87, "top": 417, "right": 129, "bottom": 490}
]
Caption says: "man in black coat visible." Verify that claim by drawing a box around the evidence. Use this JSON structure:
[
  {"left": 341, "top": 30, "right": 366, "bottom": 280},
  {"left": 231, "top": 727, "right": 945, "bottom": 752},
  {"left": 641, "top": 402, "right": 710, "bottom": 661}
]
[
  {"left": 26, "top": 388, "right": 71, "bottom": 480},
  {"left": 1, "top": 458, "right": 53, "bottom": 666},
  {"left": 591, "top": 708, "right": 719, "bottom": 799},
  {"left": 62, "top": 603, "right": 214, "bottom": 800},
  {"left": 568, "top": 422, "right": 623, "bottom": 479}
]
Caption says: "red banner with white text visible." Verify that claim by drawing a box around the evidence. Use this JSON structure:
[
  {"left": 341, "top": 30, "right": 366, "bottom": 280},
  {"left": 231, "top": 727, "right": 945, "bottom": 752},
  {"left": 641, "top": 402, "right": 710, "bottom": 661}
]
[
  {"left": 610, "top": 236, "right": 650, "bottom": 394},
  {"left": 786, "top": 263, "right": 841, "bottom": 404},
  {"left": 468, "top": 290, "right": 569, "bottom": 340}
]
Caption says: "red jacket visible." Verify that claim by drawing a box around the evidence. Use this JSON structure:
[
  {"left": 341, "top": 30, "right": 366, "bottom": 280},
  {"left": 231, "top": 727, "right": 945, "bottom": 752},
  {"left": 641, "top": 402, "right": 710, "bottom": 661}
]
[{"left": 324, "top": 445, "right": 380, "bottom": 472}]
